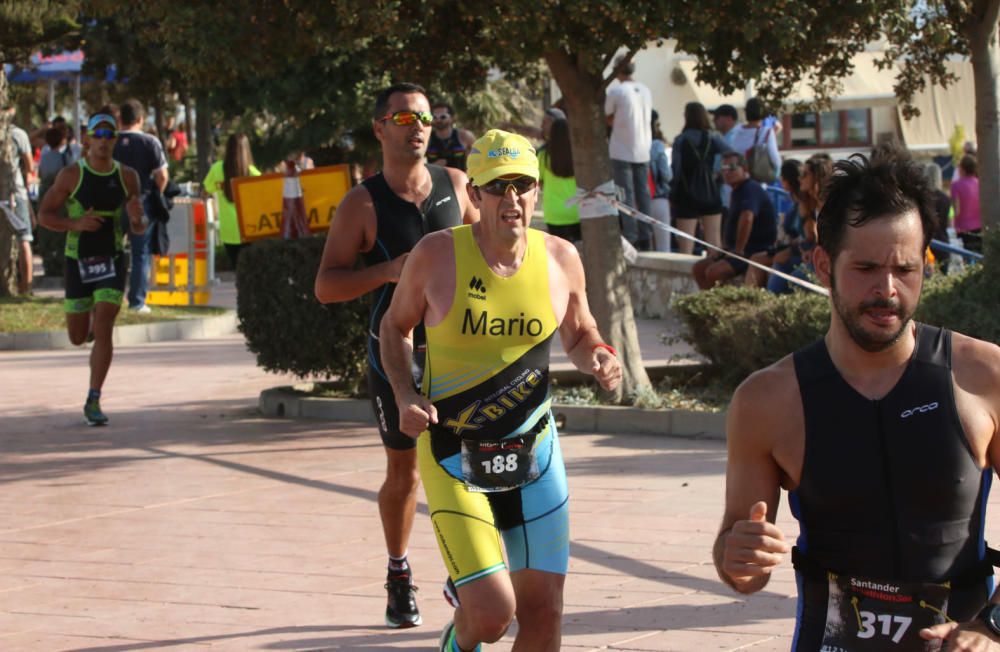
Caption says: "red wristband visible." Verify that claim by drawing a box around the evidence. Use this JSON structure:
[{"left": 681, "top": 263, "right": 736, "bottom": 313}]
[{"left": 592, "top": 343, "right": 617, "bottom": 357}]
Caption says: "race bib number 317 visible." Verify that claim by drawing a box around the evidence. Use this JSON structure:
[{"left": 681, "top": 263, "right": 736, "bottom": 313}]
[{"left": 821, "top": 572, "right": 950, "bottom": 651}]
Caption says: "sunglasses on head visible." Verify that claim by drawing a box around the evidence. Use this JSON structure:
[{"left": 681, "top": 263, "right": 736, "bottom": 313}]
[
  {"left": 89, "top": 128, "right": 117, "bottom": 140},
  {"left": 379, "top": 110, "right": 433, "bottom": 126},
  {"left": 478, "top": 177, "right": 537, "bottom": 197}
]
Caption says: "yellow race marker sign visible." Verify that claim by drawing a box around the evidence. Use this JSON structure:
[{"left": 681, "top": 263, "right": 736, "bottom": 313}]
[{"left": 233, "top": 164, "right": 352, "bottom": 242}]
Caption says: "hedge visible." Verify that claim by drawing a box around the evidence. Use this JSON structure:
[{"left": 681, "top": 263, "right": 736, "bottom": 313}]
[
  {"left": 674, "top": 229, "right": 1000, "bottom": 389},
  {"left": 917, "top": 230, "right": 1000, "bottom": 344},
  {"left": 236, "top": 237, "right": 369, "bottom": 393},
  {"left": 673, "top": 285, "right": 828, "bottom": 387}
]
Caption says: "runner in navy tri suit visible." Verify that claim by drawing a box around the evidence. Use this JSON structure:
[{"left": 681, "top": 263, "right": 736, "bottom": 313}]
[
  {"left": 713, "top": 151, "right": 1000, "bottom": 651},
  {"left": 315, "top": 82, "right": 477, "bottom": 629}
]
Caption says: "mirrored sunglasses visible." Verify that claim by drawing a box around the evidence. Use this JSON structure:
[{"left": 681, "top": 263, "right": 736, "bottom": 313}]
[
  {"left": 380, "top": 110, "right": 432, "bottom": 126},
  {"left": 479, "top": 177, "right": 537, "bottom": 197},
  {"left": 88, "top": 128, "right": 117, "bottom": 140}
]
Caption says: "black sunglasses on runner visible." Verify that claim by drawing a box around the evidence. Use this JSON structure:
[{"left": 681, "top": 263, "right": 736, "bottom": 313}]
[
  {"left": 478, "top": 177, "right": 537, "bottom": 197},
  {"left": 379, "top": 110, "right": 433, "bottom": 126}
]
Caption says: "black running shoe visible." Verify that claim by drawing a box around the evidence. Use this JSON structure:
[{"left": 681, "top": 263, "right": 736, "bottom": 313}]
[{"left": 385, "top": 569, "right": 421, "bottom": 628}]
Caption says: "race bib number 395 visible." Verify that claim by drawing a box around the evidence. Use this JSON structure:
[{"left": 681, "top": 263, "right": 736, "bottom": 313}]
[
  {"left": 821, "top": 572, "right": 951, "bottom": 651},
  {"left": 78, "top": 255, "right": 116, "bottom": 284}
]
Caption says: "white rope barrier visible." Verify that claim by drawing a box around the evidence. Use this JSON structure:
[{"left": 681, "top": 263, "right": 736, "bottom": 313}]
[{"left": 570, "top": 185, "right": 830, "bottom": 297}]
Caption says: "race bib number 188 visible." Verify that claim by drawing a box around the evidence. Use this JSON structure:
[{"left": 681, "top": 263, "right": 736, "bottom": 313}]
[{"left": 460, "top": 435, "right": 539, "bottom": 493}]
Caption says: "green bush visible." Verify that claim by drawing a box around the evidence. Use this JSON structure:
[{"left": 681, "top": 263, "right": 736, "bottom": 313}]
[
  {"left": 673, "top": 285, "right": 829, "bottom": 388},
  {"left": 918, "top": 229, "right": 1000, "bottom": 344},
  {"left": 236, "top": 236, "right": 369, "bottom": 393}
]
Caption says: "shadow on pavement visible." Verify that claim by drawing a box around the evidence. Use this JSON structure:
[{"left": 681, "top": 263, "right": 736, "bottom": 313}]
[
  {"left": 67, "top": 624, "right": 429, "bottom": 651},
  {"left": 0, "top": 398, "right": 379, "bottom": 487}
]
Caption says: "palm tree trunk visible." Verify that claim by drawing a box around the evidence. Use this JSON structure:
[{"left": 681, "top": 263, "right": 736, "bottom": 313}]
[{"left": 969, "top": 0, "right": 1000, "bottom": 229}]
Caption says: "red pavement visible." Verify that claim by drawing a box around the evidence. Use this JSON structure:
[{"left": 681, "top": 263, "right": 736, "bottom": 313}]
[{"left": 1, "top": 332, "right": 998, "bottom": 651}]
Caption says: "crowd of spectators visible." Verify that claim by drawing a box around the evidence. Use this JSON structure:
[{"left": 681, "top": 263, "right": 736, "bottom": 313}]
[
  {"left": 530, "top": 66, "right": 984, "bottom": 295},
  {"left": 3, "top": 77, "right": 988, "bottom": 299}
]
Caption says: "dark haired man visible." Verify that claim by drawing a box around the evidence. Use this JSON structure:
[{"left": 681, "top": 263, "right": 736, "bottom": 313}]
[
  {"left": 314, "top": 82, "right": 477, "bottom": 629},
  {"left": 427, "top": 102, "right": 475, "bottom": 171},
  {"left": 711, "top": 104, "right": 741, "bottom": 211},
  {"left": 729, "top": 97, "right": 781, "bottom": 183},
  {"left": 693, "top": 151, "right": 777, "bottom": 290},
  {"left": 380, "top": 128, "right": 621, "bottom": 652},
  {"left": 114, "top": 98, "right": 168, "bottom": 314},
  {"left": 39, "top": 111, "right": 146, "bottom": 426},
  {"left": 714, "top": 151, "right": 1000, "bottom": 650}
]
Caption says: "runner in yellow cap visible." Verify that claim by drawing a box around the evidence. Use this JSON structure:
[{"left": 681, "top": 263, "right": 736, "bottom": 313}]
[{"left": 380, "top": 129, "right": 622, "bottom": 652}]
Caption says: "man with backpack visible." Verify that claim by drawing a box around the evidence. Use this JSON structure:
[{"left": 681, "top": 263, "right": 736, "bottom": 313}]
[{"left": 730, "top": 98, "right": 781, "bottom": 184}]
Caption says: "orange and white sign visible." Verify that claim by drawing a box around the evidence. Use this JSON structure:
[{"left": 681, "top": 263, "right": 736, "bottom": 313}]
[{"left": 233, "top": 164, "right": 352, "bottom": 242}]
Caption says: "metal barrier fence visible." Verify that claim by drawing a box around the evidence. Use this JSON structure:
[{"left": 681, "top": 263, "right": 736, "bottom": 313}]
[{"left": 146, "top": 197, "right": 217, "bottom": 306}]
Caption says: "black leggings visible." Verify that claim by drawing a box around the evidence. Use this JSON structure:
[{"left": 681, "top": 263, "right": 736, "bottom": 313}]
[{"left": 224, "top": 243, "right": 246, "bottom": 269}]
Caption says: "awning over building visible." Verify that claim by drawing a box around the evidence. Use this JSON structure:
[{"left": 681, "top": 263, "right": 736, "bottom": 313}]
[{"left": 897, "top": 61, "right": 975, "bottom": 152}]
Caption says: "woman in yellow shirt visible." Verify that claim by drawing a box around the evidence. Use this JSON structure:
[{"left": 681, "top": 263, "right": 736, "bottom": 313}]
[{"left": 202, "top": 133, "right": 260, "bottom": 268}]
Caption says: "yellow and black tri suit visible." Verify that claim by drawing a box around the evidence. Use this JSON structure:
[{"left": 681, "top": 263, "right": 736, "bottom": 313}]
[{"left": 418, "top": 224, "right": 569, "bottom": 588}]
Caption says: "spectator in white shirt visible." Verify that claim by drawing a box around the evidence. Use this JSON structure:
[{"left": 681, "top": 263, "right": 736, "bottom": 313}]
[{"left": 605, "top": 56, "right": 653, "bottom": 250}]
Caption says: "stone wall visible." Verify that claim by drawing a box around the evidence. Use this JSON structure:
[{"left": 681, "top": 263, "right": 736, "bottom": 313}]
[{"left": 627, "top": 252, "right": 700, "bottom": 319}]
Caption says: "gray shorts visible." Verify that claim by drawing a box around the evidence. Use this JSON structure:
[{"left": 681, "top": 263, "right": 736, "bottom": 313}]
[{"left": 4, "top": 195, "right": 33, "bottom": 242}]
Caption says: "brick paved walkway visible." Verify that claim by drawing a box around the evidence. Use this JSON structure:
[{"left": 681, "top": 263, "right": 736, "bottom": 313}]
[{"left": 1, "top": 333, "right": 997, "bottom": 651}]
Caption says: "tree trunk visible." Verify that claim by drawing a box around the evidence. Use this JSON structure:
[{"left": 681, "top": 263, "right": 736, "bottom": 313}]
[
  {"left": 195, "top": 91, "right": 213, "bottom": 185},
  {"left": 545, "top": 50, "right": 651, "bottom": 403},
  {"left": 0, "top": 67, "right": 18, "bottom": 297},
  {"left": 152, "top": 93, "right": 165, "bottom": 145},
  {"left": 969, "top": 0, "right": 1000, "bottom": 231}
]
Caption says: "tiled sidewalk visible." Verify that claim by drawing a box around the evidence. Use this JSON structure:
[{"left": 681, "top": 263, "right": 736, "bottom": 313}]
[{"left": 1, "top": 334, "right": 996, "bottom": 651}]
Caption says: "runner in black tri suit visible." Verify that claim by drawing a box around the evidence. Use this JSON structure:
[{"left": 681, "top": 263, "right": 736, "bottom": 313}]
[
  {"left": 714, "top": 151, "right": 1000, "bottom": 651},
  {"left": 39, "top": 109, "right": 146, "bottom": 427},
  {"left": 427, "top": 102, "right": 475, "bottom": 171},
  {"left": 315, "top": 82, "right": 477, "bottom": 629}
]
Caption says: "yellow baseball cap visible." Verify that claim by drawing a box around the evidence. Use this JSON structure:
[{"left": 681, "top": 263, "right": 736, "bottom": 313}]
[{"left": 466, "top": 129, "right": 538, "bottom": 185}]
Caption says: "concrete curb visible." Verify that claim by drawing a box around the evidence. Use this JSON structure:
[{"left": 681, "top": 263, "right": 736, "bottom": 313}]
[
  {"left": 258, "top": 385, "right": 726, "bottom": 440},
  {"left": 0, "top": 311, "right": 238, "bottom": 351}
]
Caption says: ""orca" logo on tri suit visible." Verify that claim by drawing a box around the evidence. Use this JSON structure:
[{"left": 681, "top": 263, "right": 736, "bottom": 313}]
[{"left": 900, "top": 401, "right": 939, "bottom": 418}]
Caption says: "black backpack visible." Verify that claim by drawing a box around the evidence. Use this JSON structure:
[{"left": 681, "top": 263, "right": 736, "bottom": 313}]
[{"left": 676, "top": 131, "right": 720, "bottom": 210}]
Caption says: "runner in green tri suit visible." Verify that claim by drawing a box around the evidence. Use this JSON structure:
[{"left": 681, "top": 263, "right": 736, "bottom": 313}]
[{"left": 39, "top": 110, "right": 146, "bottom": 426}]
